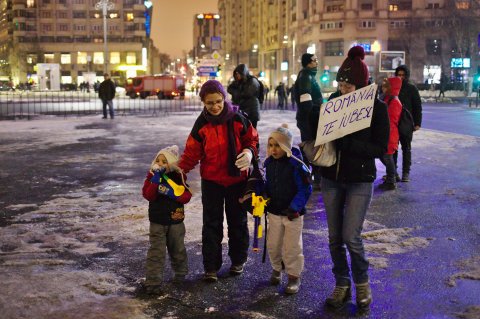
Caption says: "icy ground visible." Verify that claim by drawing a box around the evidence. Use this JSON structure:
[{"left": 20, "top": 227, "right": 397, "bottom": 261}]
[{"left": 0, "top": 111, "right": 479, "bottom": 319}]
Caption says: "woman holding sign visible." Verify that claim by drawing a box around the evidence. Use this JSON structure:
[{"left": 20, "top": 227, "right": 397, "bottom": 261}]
[{"left": 320, "top": 46, "right": 390, "bottom": 310}]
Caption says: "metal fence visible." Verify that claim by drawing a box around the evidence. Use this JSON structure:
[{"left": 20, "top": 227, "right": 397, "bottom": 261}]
[{"left": 0, "top": 90, "right": 295, "bottom": 120}]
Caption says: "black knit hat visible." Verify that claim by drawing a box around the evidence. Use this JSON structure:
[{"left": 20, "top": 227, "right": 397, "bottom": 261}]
[{"left": 301, "top": 53, "right": 315, "bottom": 67}]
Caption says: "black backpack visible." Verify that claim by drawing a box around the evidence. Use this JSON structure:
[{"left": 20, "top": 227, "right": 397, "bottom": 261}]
[
  {"left": 388, "top": 96, "right": 414, "bottom": 137},
  {"left": 255, "top": 77, "right": 265, "bottom": 104}
]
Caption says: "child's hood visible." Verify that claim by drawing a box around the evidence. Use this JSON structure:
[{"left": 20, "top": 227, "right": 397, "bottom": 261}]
[{"left": 387, "top": 77, "right": 402, "bottom": 96}]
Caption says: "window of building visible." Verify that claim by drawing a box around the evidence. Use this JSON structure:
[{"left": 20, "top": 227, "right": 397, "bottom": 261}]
[
  {"left": 61, "top": 53, "right": 71, "bottom": 64},
  {"left": 326, "top": 4, "right": 344, "bottom": 12},
  {"left": 426, "top": 38, "right": 441, "bottom": 55},
  {"left": 320, "top": 21, "right": 343, "bottom": 30},
  {"left": 41, "top": 24, "right": 52, "bottom": 32},
  {"left": 126, "top": 52, "right": 136, "bottom": 64},
  {"left": 361, "top": 3, "right": 373, "bottom": 10},
  {"left": 92, "top": 25, "right": 102, "bottom": 32},
  {"left": 77, "top": 52, "right": 88, "bottom": 64},
  {"left": 426, "top": 2, "right": 440, "bottom": 9},
  {"left": 126, "top": 13, "right": 134, "bottom": 21},
  {"left": 58, "top": 24, "right": 69, "bottom": 31},
  {"left": 57, "top": 36, "right": 72, "bottom": 42},
  {"left": 44, "top": 53, "right": 55, "bottom": 63},
  {"left": 325, "top": 40, "right": 344, "bottom": 56},
  {"left": 93, "top": 38, "right": 103, "bottom": 43},
  {"left": 110, "top": 52, "right": 120, "bottom": 64},
  {"left": 93, "top": 52, "right": 104, "bottom": 64},
  {"left": 455, "top": 1, "right": 471, "bottom": 9},
  {"left": 74, "top": 25, "right": 86, "bottom": 31},
  {"left": 43, "top": 0, "right": 50, "bottom": 4},
  {"left": 41, "top": 11, "right": 51, "bottom": 18},
  {"left": 388, "top": 1, "right": 412, "bottom": 11},
  {"left": 109, "top": 12, "right": 118, "bottom": 19},
  {"left": 425, "top": 20, "right": 444, "bottom": 27},
  {"left": 57, "top": 11, "right": 68, "bottom": 19},
  {"left": 72, "top": 0, "right": 85, "bottom": 4},
  {"left": 40, "top": 36, "right": 54, "bottom": 42},
  {"left": 26, "top": 24, "right": 36, "bottom": 31},
  {"left": 58, "top": 0, "right": 66, "bottom": 4},
  {"left": 390, "top": 20, "right": 410, "bottom": 28},
  {"left": 73, "top": 11, "right": 86, "bottom": 19},
  {"left": 358, "top": 20, "right": 375, "bottom": 28},
  {"left": 359, "top": 0, "right": 373, "bottom": 10},
  {"left": 27, "top": 0, "right": 36, "bottom": 8},
  {"left": 26, "top": 54, "right": 36, "bottom": 64}
]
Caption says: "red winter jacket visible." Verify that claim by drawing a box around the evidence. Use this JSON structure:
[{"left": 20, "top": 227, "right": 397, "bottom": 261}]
[
  {"left": 179, "top": 111, "right": 258, "bottom": 187},
  {"left": 383, "top": 77, "right": 403, "bottom": 155}
]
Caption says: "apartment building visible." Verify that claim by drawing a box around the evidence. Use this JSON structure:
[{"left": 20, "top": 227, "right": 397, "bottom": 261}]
[
  {"left": 218, "top": 0, "right": 480, "bottom": 90},
  {"left": 0, "top": 0, "right": 152, "bottom": 86}
]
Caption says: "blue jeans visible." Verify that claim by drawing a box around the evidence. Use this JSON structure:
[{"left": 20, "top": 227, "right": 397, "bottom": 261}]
[
  {"left": 102, "top": 99, "right": 114, "bottom": 118},
  {"left": 321, "top": 177, "right": 373, "bottom": 286}
]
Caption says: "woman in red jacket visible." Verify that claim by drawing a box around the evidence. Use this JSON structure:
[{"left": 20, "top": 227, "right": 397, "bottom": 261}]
[
  {"left": 379, "top": 77, "right": 403, "bottom": 190},
  {"left": 178, "top": 80, "right": 259, "bottom": 282}
]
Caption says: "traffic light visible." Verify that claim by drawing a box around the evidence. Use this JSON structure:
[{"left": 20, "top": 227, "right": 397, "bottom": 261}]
[
  {"left": 321, "top": 71, "right": 329, "bottom": 83},
  {"left": 217, "top": 64, "right": 222, "bottom": 72},
  {"left": 474, "top": 73, "right": 480, "bottom": 84}
]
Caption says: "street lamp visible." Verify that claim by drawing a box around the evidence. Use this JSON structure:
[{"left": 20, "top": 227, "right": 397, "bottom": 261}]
[
  {"left": 95, "top": 0, "right": 115, "bottom": 74},
  {"left": 371, "top": 40, "right": 381, "bottom": 84}
]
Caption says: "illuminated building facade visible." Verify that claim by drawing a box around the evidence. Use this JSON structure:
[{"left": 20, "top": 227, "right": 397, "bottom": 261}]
[{"left": 0, "top": 0, "right": 153, "bottom": 86}]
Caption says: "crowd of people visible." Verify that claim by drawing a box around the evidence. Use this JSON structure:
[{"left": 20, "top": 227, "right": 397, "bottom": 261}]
[{"left": 140, "top": 47, "right": 423, "bottom": 313}]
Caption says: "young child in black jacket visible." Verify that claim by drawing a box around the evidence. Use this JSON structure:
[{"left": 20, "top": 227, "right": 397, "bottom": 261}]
[
  {"left": 264, "top": 124, "right": 312, "bottom": 294},
  {"left": 142, "top": 145, "right": 192, "bottom": 295}
]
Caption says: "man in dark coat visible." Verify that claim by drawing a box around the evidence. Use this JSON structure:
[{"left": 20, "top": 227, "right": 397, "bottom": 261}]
[
  {"left": 98, "top": 73, "right": 116, "bottom": 119},
  {"left": 274, "top": 82, "right": 287, "bottom": 110},
  {"left": 294, "top": 53, "right": 323, "bottom": 189},
  {"left": 227, "top": 64, "right": 261, "bottom": 128},
  {"left": 294, "top": 53, "right": 323, "bottom": 142},
  {"left": 394, "top": 65, "right": 422, "bottom": 182}
]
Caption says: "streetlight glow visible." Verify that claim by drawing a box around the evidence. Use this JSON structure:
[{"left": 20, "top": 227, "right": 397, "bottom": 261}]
[{"left": 95, "top": 0, "right": 115, "bottom": 74}]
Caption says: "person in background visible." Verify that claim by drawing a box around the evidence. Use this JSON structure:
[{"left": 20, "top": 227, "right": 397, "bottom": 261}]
[
  {"left": 379, "top": 77, "right": 403, "bottom": 190},
  {"left": 227, "top": 64, "right": 262, "bottom": 128},
  {"left": 394, "top": 65, "right": 422, "bottom": 182},
  {"left": 142, "top": 145, "right": 192, "bottom": 295},
  {"left": 274, "top": 82, "right": 287, "bottom": 110},
  {"left": 264, "top": 124, "right": 312, "bottom": 294},
  {"left": 320, "top": 46, "right": 389, "bottom": 310},
  {"left": 438, "top": 72, "right": 448, "bottom": 99},
  {"left": 294, "top": 53, "right": 323, "bottom": 190},
  {"left": 98, "top": 73, "right": 116, "bottom": 119},
  {"left": 178, "top": 80, "right": 259, "bottom": 282},
  {"left": 288, "top": 84, "right": 296, "bottom": 109}
]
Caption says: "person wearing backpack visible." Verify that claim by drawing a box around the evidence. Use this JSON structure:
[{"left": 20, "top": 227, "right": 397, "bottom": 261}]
[
  {"left": 227, "top": 64, "right": 262, "bottom": 128},
  {"left": 294, "top": 53, "right": 323, "bottom": 190},
  {"left": 394, "top": 65, "right": 422, "bottom": 182},
  {"left": 379, "top": 77, "right": 403, "bottom": 190}
]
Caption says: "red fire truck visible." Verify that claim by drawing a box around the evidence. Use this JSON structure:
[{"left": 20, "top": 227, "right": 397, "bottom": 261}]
[{"left": 125, "top": 75, "right": 186, "bottom": 99}]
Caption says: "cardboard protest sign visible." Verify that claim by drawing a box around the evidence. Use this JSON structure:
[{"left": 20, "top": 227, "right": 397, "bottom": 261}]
[{"left": 315, "top": 84, "right": 377, "bottom": 146}]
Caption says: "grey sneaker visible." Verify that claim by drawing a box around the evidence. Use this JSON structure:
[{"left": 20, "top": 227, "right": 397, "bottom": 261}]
[
  {"left": 229, "top": 263, "right": 245, "bottom": 275},
  {"left": 401, "top": 173, "right": 410, "bottom": 182},
  {"left": 325, "top": 285, "right": 351, "bottom": 308},
  {"left": 356, "top": 282, "right": 372, "bottom": 308},
  {"left": 270, "top": 270, "right": 281, "bottom": 285},
  {"left": 204, "top": 271, "right": 218, "bottom": 282},
  {"left": 285, "top": 275, "right": 301, "bottom": 294}
]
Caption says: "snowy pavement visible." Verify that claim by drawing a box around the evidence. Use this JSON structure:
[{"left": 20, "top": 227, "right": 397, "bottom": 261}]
[{"left": 0, "top": 111, "right": 479, "bottom": 319}]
